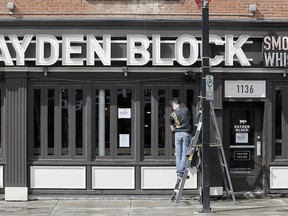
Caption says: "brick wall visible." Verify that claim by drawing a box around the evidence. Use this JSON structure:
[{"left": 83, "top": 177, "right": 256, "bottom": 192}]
[{"left": 0, "top": 0, "right": 287, "bottom": 20}]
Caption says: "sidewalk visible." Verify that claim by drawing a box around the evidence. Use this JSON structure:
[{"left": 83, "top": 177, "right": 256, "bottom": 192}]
[{"left": 0, "top": 196, "right": 288, "bottom": 215}]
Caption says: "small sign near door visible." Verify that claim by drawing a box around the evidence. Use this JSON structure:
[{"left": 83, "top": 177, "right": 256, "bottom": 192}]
[{"left": 234, "top": 151, "right": 250, "bottom": 161}]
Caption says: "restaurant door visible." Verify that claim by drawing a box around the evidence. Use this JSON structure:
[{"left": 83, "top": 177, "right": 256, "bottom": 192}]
[{"left": 223, "top": 102, "right": 263, "bottom": 192}]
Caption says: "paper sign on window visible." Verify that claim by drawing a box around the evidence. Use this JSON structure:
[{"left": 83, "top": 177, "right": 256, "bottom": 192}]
[
  {"left": 118, "top": 108, "right": 131, "bottom": 118},
  {"left": 119, "top": 134, "right": 130, "bottom": 147},
  {"left": 235, "top": 133, "right": 248, "bottom": 143}
]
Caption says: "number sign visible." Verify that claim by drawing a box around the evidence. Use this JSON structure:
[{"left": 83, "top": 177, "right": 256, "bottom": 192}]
[{"left": 225, "top": 80, "right": 266, "bottom": 98}]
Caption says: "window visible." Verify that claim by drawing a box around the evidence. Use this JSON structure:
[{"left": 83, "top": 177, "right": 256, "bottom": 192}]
[
  {"left": 30, "top": 86, "right": 85, "bottom": 159},
  {"left": 142, "top": 86, "right": 195, "bottom": 160},
  {"left": 29, "top": 83, "right": 195, "bottom": 162},
  {"left": 273, "top": 86, "right": 288, "bottom": 160},
  {"left": 0, "top": 88, "right": 2, "bottom": 157}
]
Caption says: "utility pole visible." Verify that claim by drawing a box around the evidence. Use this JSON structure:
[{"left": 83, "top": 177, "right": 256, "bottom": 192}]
[{"left": 200, "top": 0, "right": 211, "bottom": 213}]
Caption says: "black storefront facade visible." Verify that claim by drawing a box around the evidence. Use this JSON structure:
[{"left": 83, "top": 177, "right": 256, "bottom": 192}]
[{"left": 0, "top": 19, "right": 288, "bottom": 201}]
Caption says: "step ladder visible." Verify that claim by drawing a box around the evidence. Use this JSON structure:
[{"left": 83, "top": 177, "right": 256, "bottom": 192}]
[{"left": 170, "top": 100, "right": 236, "bottom": 205}]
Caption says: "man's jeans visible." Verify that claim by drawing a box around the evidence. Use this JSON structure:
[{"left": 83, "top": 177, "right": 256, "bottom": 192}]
[{"left": 175, "top": 132, "right": 192, "bottom": 177}]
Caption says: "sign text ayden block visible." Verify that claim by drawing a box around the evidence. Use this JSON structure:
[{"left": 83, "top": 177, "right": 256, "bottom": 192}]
[{"left": 224, "top": 80, "right": 266, "bottom": 98}]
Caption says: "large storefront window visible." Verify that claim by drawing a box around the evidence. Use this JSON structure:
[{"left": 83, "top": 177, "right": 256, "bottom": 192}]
[
  {"left": 142, "top": 86, "right": 195, "bottom": 160},
  {"left": 29, "top": 83, "right": 195, "bottom": 162},
  {"left": 30, "top": 86, "right": 85, "bottom": 159},
  {"left": 274, "top": 86, "right": 288, "bottom": 160}
]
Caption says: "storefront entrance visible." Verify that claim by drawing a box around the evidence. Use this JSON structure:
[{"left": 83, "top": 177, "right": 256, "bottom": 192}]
[{"left": 223, "top": 102, "right": 263, "bottom": 192}]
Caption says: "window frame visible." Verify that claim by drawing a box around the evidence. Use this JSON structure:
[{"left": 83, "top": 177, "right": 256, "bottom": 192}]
[
  {"left": 28, "top": 84, "right": 87, "bottom": 160},
  {"left": 141, "top": 84, "right": 197, "bottom": 161},
  {"left": 272, "top": 85, "right": 288, "bottom": 161}
]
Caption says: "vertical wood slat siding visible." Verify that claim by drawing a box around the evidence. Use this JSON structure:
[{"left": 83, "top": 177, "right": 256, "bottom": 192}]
[{"left": 5, "top": 74, "right": 27, "bottom": 187}]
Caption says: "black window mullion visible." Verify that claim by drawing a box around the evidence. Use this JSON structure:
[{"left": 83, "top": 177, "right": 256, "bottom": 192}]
[
  {"left": 70, "top": 87, "right": 76, "bottom": 158},
  {"left": 284, "top": 88, "right": 288, "bottom": 158},
  {"left": 41, "top": 88, "right": 48, "bottom": 159},
  {"left": 111, "top": 86, "right": 117, "bottom": 159},
  {"left": 151, "top": 86, "right": 157, "bottom": 159},
  {"left": 54, "top": 87, "right": 61, "bottom": 158}
]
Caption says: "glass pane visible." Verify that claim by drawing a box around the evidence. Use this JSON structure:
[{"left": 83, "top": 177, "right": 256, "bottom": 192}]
[
  {"left": 158, "top": 89, "right": 166, "bottom": 156},
  {"left": 117, "top": 88, "right": 132, "bottom": 156},
  {"left": 186, "top": 89, "right": 194, "bottom": 121},
  {"left": 61, "top": 89, "right": 69, "bottom": 155},
  {"left": 95, "top": 89, "right": 111, "bottom": 156},
  {"left": 172, "top": 89, "right": 180, "bottom": 99},
  {"left": 33, "top": 89, "right": 41, "bottom": 155},
  {"left": 275, "top": 89, "right": 282, "bottom": 156},
  {"left": 144, "top": 89, "right": 152, "bottom": 156},
  {"left": 76, "top": 89, "right": 83, "bottom": 156},
  {"left": 0, "top": 90, "right": 1, "bottom": 155},
  {"left": 186, "top": 89, "right": 194, "bottom": 134},
  {"left": 229, "top": 109, "right": 255, "bottom": 173},
  {"left": 48, "top": 89, "right": 55, "bottom": 155}
]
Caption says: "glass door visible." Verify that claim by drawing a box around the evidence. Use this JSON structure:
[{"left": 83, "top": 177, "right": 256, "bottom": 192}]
[{"left": 223, "top": 102, "right": 263, "bottom": 191}]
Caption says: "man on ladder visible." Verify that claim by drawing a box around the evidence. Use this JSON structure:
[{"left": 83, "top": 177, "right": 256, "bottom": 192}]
[{"left": 169, "top": 99, "right": 193, "bottom": 180}]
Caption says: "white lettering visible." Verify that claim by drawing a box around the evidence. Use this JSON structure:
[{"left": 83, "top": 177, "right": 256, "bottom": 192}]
[
  {"left": 127, "top": 34, "right": 150, "bottom": 66},
  {"left": 9, "top": 35, "right": 33, "bottom": 66},
  {"left": 0, "top": 35, "right": 13, "bottom": 65},
  {"left": 263, "top": 36, "right": 271, "bottom": 50},
  {"left": 175, "top": 35, "right": 198, "bottom": 66},
  {"left": 36, "top": 35, "right": 59, "bottom": 65},
  {"left": 152, "top": 35, "right": 173, "bottom": 65},
  {"left": 225, "top": 35, "right": 251, "bottom": 66},
  {"left": 275, "top": 53, "right": 283, "bottom": 67},
  {"left": 0, "top": 33, "right": 253, "bottom": 67},
  {"left": 209, "top": 34, "right": 224, "bottom": 66},
  {"left": 264, "top": 52, "right": 275, "bottom": 67},
  {"left": 282, "top": 36, "right": 288, "bottom": 51},
  {"left": 87, "top": 34, "right": 111, "bottom": 66},
  {"left": 271, "top": 36, "right": 281, "bottom": 50},
  {"left": 62, "top": 34, "right": 84, "bottom": 65}
]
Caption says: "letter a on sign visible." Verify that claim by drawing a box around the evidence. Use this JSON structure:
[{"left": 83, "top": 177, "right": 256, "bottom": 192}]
[{"left": 194, "top": 0, "right": 212, "bottom": 9}]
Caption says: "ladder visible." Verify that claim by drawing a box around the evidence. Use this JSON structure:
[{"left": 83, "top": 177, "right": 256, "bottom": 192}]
[{"left": 170, "top": 100, "right": 236, "bottom": 205}]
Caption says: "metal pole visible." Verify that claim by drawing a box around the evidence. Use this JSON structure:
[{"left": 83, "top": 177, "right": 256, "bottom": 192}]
[{"left": 200, "top": 0, "right": 211, "bottom": 213}]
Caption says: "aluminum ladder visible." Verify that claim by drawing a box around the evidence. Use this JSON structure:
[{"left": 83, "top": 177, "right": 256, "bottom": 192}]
[{"left": 170, "top": 100, "right": 236, "bottom": 205}]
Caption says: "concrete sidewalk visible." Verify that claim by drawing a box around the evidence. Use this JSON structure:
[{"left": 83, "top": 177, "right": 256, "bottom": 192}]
[{"left": 0, "top": 197, "right": 288, "bottom": 215}]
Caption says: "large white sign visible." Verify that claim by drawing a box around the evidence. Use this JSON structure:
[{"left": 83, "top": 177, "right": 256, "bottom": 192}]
[
  {"left": 225, "top": 80, "right": 266, "bottom": 98},
  {"left": 0, "top": 34, "right": 252, "bottom": 67}
]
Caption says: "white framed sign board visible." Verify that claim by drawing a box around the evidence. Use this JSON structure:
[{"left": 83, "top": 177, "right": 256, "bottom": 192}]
[{"left": 225, "top": 80, "right": 266, "bottom": 98}]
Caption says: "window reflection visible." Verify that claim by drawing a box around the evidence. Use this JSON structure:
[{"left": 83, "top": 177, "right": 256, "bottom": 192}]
[
  {"left": 76, "top": 89, "right": 83, "bottom": 155},
  {"left": 144, "top": 89, "right": 152, "bottom": 156},
  {"left": 61, "top": 89, "right": 69, "bottom": 155},
  {"left": 95, "top": 89, "right": 111, "bottom": 156}
]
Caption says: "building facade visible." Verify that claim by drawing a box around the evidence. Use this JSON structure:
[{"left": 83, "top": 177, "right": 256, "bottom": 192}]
[{"left": 0, "top": 0, "right": 288, "bottom": 201}]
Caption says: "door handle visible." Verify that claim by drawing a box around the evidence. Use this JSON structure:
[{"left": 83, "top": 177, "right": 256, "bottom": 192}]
[{"left": 257, "top": 141, "right": 261, "bottom": 156}]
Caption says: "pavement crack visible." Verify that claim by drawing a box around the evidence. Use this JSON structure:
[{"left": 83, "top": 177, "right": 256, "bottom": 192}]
[
  {"left": 48, "top": 200, "right": 59, "bottom": 215},
  {"left": 127, "top": 199, "right": 132, "bottom": 216}
]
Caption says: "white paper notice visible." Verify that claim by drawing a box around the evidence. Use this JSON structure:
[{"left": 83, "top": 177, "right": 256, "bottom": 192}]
[
  {"left": 235, "top": 133, "right": 248, "bottom": 143},
  {"left": 118, "top": 108, "right": 131, "bottom": 118},
  {"left": 119, "top": 134, "right": 130, "bottom": 147}
]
